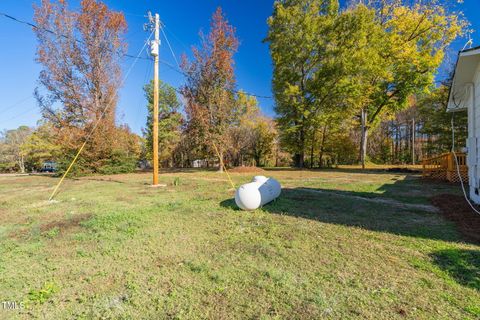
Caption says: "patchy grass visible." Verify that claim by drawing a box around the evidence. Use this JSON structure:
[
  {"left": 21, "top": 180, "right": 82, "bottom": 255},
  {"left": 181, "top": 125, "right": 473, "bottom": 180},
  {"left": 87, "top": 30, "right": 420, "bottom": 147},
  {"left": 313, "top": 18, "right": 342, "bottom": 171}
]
[{"left": 0, "top": 169, "right": 478, "bottom": 319}]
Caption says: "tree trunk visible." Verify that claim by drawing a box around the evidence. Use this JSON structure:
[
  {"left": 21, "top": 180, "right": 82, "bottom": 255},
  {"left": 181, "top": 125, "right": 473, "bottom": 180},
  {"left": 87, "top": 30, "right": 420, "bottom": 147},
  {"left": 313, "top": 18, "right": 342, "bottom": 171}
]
[
  {"left": 399, "top": 124, "right": 403, "bottom": 163},
  {"left": 253, "top": 149, "right": 259, "bottom": 167},
  {"left": 310, "top": 139, "right": 314, "bottom": 169},
  {"left": 411, "top": 118, "right": 415, "bottom": 165},
  {"left": 390, "top": 122, "right": 394, "bottom": 164},
  {"left": 296, "top": 128, "right": 305, "bottom": 168},
  {"left": 19, "top": 155, "right": 25, "bottom": 173},
  {"left": 394, "top": 122, "right": 399, "bottom": 163},
  {"left": 318, "top": 125, "right": 328, "bottom": 168},
  {"left": 275, "top": 149, "right": 279, "bottom": 167},
  {"left": 360, "top": 109, "right": 368, "bottom": 169},
  {"left": 294, "top": 153, "right": 304, "bottom": 168},
  {"left": 218, "top": 150, "right": 224, "bottom": 172}
]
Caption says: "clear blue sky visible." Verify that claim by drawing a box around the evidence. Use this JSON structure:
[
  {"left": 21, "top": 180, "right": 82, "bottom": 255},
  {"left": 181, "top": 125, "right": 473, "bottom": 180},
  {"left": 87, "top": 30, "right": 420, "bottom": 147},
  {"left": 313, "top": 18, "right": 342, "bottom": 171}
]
[{"left": 0, "top": 0, "right": 478, "bottom": 134}]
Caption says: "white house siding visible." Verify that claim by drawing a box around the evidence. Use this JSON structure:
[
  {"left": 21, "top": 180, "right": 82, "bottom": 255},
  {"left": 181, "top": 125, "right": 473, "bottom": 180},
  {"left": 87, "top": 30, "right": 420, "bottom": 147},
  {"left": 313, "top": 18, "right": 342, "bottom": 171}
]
[
  {"left": 469, "top": 62, "right": 480, "bottom": 203},
  {"left": 447, "top": 48, "right": 480, "bottom": 204}
]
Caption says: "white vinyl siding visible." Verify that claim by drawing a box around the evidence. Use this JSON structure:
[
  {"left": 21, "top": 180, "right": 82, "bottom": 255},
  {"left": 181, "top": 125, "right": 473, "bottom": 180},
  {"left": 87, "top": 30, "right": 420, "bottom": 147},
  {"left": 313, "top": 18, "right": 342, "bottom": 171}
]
[{"left": 469, "top": 62, "right": 480, "bottom": 203}]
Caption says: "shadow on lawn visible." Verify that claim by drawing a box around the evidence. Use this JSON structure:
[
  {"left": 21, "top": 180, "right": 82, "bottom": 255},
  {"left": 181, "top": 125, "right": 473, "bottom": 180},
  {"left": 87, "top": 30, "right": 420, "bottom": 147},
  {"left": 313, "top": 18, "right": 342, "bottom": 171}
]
[
  {"left": 264, "top": 167, "right": 421, "bottom": 175},
  {"left": 430, "top": 249, "right": 480, "bottom": 291},
  {"left": 220, "top": 173, "right": 469, "bottom": 244}
]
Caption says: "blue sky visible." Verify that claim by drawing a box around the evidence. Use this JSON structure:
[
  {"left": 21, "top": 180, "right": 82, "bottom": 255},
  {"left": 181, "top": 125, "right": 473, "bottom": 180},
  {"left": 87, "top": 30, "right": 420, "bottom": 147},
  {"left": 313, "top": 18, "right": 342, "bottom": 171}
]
[{"left": 0, "top": 0, "right": 478, "bottom": 134}]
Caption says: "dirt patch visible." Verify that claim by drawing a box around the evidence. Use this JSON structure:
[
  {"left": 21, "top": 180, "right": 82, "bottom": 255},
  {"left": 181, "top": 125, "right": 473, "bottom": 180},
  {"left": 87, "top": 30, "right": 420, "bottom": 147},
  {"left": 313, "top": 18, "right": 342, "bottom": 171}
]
[
  {"left": 431, "top": 194, "right": 480, "bottom": 244},
  {"left": 11, "top": 213, "right": 92, "bottom": 239},
  {"left": 41, "top": 213, "right": 92, "bottom": 233},
  {"left": 228, "top": 166, "right": 266, "bottom": 173}
]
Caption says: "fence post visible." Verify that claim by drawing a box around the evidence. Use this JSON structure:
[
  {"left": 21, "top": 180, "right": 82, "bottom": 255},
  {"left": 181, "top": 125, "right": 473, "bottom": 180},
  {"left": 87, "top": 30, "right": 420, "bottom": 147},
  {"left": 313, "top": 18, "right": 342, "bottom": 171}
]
[
  {"left": 447, "top": 152, "right": 453, "bottom": 182},
  {"left": 422, "top": 159, "right": 426, "bottom": 178}
]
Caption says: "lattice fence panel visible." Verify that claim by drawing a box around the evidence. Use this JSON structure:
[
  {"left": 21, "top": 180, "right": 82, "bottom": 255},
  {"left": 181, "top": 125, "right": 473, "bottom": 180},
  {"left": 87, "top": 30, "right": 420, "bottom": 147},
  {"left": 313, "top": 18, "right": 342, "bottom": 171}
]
[{"left": 447, "top": 170, "right": 469, "bottom": 183}]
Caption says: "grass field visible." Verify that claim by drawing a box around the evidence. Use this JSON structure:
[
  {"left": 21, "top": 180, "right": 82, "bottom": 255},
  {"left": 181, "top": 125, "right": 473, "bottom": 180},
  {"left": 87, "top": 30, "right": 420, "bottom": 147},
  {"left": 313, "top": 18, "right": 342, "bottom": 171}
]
[{"left": 0, "top": 169, "right": 479, "bottom": 319}]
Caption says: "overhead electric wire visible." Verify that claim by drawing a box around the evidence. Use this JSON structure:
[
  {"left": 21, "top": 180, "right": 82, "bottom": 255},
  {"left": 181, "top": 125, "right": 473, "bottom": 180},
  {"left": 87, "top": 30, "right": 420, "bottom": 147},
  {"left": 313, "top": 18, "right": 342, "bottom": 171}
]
[
  {"left": 0, "top": 95, "right": 33, "bottom": 116},
  {"left": 132, "top": 59, "right": 153, "bottom": 130},
  {"left": 0, "top": 11, "right": 273, "bottom": 100},
  {"left": 122, "top": 11, "right": 147, "bottom": 18},
  {"left": 166, "top": 63, "right": 273, "bottom": 99},
  {"left": 161, "top": 26, "right": 180, "bottom": 68},
  {"left": 0, "top": 11, "right": 152, "bottom": 61},
  {"left": 159, "top": 23, "right": 271, "bottom": 101},
  {"left": 162, "top": 24, "right": 190, "bottom": 52},
  {"left": 158, "top": 20, "right": 273, "bottom": 100},
  {"left": 159, "top": 58, "right": 273, "bottom": 99},
  {"left": 0, "top": 105, "right": 39, "bottom": 126},
  {"left": 0, "top": 89, "right": 49, "bottom": 125}
]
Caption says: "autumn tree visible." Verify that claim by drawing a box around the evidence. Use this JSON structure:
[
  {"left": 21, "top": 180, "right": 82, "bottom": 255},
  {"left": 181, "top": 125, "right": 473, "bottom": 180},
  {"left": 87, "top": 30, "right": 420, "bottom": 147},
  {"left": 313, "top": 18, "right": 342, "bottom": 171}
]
[
  {"left": 251, "top": 117, "right": 277, "bottom": 166},
  {"left": 143, "top": 80, "right": 182, "bottom": 167},
  {"left": 228, "top": 91, "right": 277, "bottom": 166},
  {"left": 21, "top": 123, "right": 61, "bottom": 171},
  {"left": 0, "top": 126, "right": 32, "bottom": 173},
  {"left": 267, "top": 0, "right": 351, "bottom": 168},
  {"left": 346, "top": 0, "right": 467, "bottom": 168},
  {"left": 181, "top": 7, "right": 239, "bottom": 172},
  {"left": 267, "top": 0, "right": 466, "bottom": 168},
  {"left": 33, "top": 0, "right": 138, "bottom": 174}
]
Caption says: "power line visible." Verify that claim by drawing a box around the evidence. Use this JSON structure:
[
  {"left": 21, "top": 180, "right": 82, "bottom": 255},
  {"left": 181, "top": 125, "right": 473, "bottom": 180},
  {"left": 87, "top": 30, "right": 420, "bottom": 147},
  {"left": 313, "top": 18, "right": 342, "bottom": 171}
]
[
  {"left": 158, "top": 21, "right": 273, "bottom": 99},
  {"left": 122, "top": 11, "right": 147, "bottom": 18},
  {"left": 161, "top": 26, "right": 180, "bottom": 68},
  {"left": 159, "top": 59, "right": 273, "bottom": 99},
  {"left": 0, "top": 11, "right": 152, "bottom": 61},
  {"left": 0, "top": 105, "right": 39, "bottom": 126},
  {"left": 0, "top": 95, "right": 33, "bottom": 116},
  {"left": 162, "top": 57, "right": 273, "bottom": 99},
  {"left": 0, "top": 10, "right": 274, "bottom": 100},
  {"left": 162, "top": 24, "right": 190, "bottom": 52},
  {"left": 132, "top": 60, "right": 153, "bottom": 130},
  {"left": 152, "top": 27, "right": 274, "bottom": 99}
]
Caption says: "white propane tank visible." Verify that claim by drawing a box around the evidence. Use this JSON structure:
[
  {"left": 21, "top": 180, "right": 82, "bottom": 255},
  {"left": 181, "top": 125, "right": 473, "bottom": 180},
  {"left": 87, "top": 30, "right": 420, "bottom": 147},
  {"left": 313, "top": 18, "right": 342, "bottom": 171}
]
[{"left": 235, "top": 176, "right": 281, "bottom": 211}]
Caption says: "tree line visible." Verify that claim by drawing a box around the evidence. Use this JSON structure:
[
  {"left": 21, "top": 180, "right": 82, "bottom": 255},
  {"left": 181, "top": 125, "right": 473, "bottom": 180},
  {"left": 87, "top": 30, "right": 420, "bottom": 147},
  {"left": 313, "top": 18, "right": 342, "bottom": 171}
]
[
  {"left": 0, "top": 0, "right": 469, "bottom": 173},
  {"left": 267, "top": 0, "right": 467, "bottom": 168}
]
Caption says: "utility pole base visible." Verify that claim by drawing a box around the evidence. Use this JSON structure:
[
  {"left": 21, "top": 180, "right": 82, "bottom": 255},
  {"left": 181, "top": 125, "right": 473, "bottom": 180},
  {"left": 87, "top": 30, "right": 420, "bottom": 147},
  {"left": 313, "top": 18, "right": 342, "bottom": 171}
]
[{"left": 150, "top": 184, "right": 167, "bottom": 188}]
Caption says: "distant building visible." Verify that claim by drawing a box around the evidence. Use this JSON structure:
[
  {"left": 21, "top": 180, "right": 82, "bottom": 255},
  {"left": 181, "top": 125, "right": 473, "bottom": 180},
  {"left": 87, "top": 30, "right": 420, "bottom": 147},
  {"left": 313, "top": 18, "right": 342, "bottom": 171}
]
[{"left": 192, "top": 159, "right": 208, "bottom": 168}]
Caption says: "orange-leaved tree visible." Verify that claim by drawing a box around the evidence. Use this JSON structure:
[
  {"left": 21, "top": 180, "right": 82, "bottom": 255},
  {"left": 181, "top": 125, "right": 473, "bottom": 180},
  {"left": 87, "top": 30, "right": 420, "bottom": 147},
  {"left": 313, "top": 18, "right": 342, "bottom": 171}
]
[
  {"left": 33, "top": 0, "right": 139, "bottom": 174},
  {"left": 181, "top": 7, "right": 239, "bottom": 172}
]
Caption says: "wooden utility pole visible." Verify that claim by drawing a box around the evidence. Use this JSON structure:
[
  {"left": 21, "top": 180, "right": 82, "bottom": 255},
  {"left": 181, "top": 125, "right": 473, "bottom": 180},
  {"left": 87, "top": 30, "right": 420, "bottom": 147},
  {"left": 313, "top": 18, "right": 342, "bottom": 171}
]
[{"left": 148, "top": 13, "right": 160, "bottom": 185}]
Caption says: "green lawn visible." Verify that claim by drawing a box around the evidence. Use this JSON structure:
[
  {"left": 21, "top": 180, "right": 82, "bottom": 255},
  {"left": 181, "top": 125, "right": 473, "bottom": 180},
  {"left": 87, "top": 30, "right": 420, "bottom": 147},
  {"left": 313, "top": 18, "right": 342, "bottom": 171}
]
[{"left": 0, "top": 169, "right": 478, "bottom": 319}]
